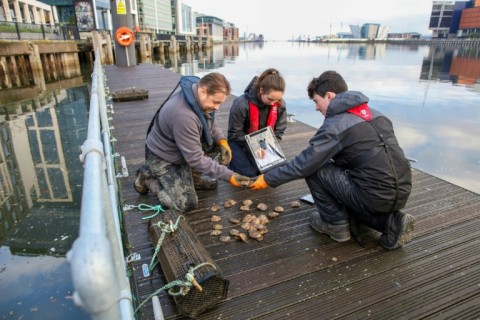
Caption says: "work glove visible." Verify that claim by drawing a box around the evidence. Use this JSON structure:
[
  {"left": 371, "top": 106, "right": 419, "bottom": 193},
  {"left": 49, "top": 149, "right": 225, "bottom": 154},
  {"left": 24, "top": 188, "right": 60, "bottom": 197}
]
[
  {"left": 250, "top": 174, "right": 268, "bottom": 190},
  {"left": 229, "top": 173, "right": 251, "bottom": 188},
  {"left": 218, "top": 139, "right": 232, "bottom": 165}
]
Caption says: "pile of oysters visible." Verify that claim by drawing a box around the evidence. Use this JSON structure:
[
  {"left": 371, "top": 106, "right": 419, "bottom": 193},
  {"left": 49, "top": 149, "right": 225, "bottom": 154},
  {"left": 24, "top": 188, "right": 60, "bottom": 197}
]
[{"left": 209, "top": 199, "right": 301, "bottom": 243}]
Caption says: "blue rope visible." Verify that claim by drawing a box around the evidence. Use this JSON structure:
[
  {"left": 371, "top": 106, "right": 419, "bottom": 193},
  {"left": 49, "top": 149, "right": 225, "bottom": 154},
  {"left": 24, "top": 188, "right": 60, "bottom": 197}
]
[{"left": 148, "top": 215, "right": 185, "bottom": 271}]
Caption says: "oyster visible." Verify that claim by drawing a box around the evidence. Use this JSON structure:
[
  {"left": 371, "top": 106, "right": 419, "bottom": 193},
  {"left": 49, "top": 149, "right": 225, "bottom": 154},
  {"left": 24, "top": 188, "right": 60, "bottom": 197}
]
[
  {"left": 258, "top": 214, "right": 269, "bottom": 225},
  {"left": 274, "top": 206, "right": 284, "bottom": 213},
  {"left": 219, "top": 235, "right": 231, "bottom": 242},
  {"left": 242, "top": 214, "right": 254, "bottom": 223},
  {"left": 229, "top": 217, "right": 240, "bottom": 224},
  {"left": 211, "top": 215, "right": 221, "bottom": 222},
  {"left": 249, "top": 230, "right": 263, "bottom": 241},
  {"left": 212, "top": 224, "right": 223, "bottom": 230},
  {"left": 236, "top": 233, "right": 248, "bottom": 243},
  {"left": 256, "top": 203, "right": 268, "bottom": 211},
  {"left": 224, "top": 199, "right": 237, "bottom": 208},
  {"left": 210, "top": 230, "right": 222, "bottom": 236},
  {"left": 211, "top": 204, "right": 221, "bottom": 212},
  {"left": 268, "top": 211, "right": 280, "bottom": 219},
  {"left": 229, "top": 229, "right": 240, "bottom": 236},
  {"left": 241, "top": 222, "right": 251, "bottom": 230},
  {"left": 290, "top": 200, "right": 301, "bottom": 208},
  {"left": 240, "top": 205, "right": 250, "bottom": 211},
  {"left": 242, "top": 199, "right": 253, "bottom": 207}
]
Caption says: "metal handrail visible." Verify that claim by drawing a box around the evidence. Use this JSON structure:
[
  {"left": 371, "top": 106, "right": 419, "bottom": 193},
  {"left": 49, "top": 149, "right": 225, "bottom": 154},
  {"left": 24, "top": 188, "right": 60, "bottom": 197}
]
[{"left": 67, "top": 50, "right": 134, "bottom": 320}]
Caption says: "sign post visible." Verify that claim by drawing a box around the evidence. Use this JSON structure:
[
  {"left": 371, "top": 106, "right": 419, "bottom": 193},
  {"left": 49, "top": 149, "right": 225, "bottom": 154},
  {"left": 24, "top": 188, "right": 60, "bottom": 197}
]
[{"left": 111, "top": 0, "right": 136, "bottom": 66}]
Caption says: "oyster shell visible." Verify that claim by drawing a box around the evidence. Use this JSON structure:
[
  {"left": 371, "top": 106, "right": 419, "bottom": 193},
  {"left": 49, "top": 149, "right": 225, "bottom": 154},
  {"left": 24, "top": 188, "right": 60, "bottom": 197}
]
[
  {"left": 229, "top": 228, "right": 240, "bottom": 236},
  {"left": 210, "top": 230, "right": 222, "bottom": 236},
  {"left": 211, "top": 215, "right": 221, "bottom": 222},
  {"left": 242, "top": 199, "right": 253, "bottom": 207},
  {"left": 219, "top": 235, "right": 231, "bottom": 242},
  {"left": 290, "top": 200, "right": 301, "bottom": 208},
  {"left": 274, "top": 206, "right": 284, "bottom": 213},
  {"left": 236, "top": 233, "right": 248, "bottom": 243},
  {"left": 268, "top": 211, "right": 280, "bottom": 219},
  {"left": 229, "top": 217, "right": 240, "bottom": 224},
  {"left": 212, "top": 224, "right": 223, "bottom": 230},
  {"left": 258, "top": 214, "right": 269, "bottom": 225},
  {"left": 224, "top": 199, "right": 237, "bottom": 208},
  {"left": 256, "top": 203, "right": 268, "bottom": 211},
  {"left": 211, "top": 204, "right": 221, "bottom": 212},
  {"left": 241, "top": 222, "right": 251, "bottom": 230}
]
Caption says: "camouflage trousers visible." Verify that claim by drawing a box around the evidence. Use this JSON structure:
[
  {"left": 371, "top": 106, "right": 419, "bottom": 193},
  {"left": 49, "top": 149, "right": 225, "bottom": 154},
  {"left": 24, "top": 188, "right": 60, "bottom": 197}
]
[{"left": 140, "top": 145, "right": 220, "bottom": 213}]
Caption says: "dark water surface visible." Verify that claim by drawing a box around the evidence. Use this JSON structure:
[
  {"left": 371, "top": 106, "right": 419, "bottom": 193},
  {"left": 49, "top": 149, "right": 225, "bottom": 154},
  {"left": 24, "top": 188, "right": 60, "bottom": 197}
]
[{"left": 0, "top": 41, "right": 478, "bottom": 318}]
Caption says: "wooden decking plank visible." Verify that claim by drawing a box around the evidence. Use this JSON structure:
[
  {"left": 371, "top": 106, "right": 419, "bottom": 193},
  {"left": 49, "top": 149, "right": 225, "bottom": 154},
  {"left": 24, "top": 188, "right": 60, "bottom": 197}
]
[{"left": 105, "top": 64, "right": 480, "bottom": 320}]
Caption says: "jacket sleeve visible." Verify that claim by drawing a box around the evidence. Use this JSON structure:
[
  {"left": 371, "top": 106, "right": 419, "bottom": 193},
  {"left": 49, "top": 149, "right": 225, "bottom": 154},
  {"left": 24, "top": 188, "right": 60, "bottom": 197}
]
[
  {"left": 174, "top": 114, "right": 233, "bottom": 181},
  {"left": 227, "top": 95, "right": 249, "bottom": 145},
  {"left": 264, "top": 126, "right": 341, "bottom": 187},
  {"left": 274, "top": 103, "right": 288, "bottom": 141}
]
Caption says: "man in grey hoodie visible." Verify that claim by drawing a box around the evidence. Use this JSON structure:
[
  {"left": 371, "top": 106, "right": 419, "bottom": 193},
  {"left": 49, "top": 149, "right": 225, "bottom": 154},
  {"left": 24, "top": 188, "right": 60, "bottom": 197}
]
[
  {"left": 250, "top": 71, "right": 415, "bottom": 250},
  {"left": 135, "top": 72, "right": 251, "bottom": 212}
]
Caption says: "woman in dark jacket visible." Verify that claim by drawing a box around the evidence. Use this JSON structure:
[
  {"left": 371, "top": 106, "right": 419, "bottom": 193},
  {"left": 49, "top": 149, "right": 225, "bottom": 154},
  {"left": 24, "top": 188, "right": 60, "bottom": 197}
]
[{"left": 227, "top": 68, "right": 288, "bottom": 177}]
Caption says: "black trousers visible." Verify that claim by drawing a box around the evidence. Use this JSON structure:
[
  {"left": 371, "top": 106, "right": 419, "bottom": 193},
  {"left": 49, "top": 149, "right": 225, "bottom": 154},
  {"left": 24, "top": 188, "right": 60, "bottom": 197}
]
[{"left": 305, "top": 163, "right": 388, "bottom": 231}]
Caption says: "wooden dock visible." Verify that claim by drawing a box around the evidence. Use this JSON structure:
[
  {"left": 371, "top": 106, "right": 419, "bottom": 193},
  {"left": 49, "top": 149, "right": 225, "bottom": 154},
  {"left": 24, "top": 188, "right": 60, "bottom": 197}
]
[{"left": 105, "top": 64, "right": 480, "bottom": 319}]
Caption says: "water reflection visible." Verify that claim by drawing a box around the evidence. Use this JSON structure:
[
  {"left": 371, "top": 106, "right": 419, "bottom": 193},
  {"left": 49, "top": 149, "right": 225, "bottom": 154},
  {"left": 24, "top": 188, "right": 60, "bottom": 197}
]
[
  {"left": 153, "top": 43, "right": 241, "bottom": 75},
  {"left": 0, "top": 86, "right": 89, "bottom": 318}
]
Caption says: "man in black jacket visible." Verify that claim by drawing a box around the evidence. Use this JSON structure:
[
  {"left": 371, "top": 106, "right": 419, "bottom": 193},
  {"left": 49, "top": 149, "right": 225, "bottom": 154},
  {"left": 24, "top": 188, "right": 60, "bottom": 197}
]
[{"left": 250, "top": 71, "right": 415, "bottom": 250}]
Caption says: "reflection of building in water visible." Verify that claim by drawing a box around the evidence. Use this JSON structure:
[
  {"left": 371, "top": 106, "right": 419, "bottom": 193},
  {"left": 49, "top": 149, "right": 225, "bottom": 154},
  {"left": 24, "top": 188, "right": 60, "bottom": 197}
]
[
  {"left": 159, "top": 44, "right": 240, "bottom": 75},
  {"left": 420, "top": 46, "right": 480, "bottom": 89},
  {"left": 450, "top": 48, "right": 480, "bottom": 85},
  {"left": 341, "top": 44, "right": 386, "bottom": 60},
  {"left": 0, "top": 86, "right": 88, "bottom": 254}
]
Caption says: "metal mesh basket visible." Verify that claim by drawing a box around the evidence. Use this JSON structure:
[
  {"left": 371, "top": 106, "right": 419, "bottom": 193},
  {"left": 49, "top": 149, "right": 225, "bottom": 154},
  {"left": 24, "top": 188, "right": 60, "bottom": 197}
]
[{"left": 149, "top": 210, "right": 229, "bottom": 318}]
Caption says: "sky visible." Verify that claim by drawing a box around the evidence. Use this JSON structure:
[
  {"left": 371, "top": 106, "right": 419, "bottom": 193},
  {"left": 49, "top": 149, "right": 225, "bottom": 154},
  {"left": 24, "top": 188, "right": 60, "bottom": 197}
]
[{"left": 183, "top": 0, "right": 436, "bottom": 40}]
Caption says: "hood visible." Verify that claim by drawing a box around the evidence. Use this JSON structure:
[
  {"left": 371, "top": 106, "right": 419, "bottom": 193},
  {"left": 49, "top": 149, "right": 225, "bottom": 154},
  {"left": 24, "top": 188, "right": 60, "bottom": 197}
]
[
  {"left": 244, "top": 76, "right": 266, "bottom": 108},
  {"left": 326, "top": 91, "right": 369, "bottom": 118},
  {"left": 180, "top": 76, "right": 214, "bottom": 146}
]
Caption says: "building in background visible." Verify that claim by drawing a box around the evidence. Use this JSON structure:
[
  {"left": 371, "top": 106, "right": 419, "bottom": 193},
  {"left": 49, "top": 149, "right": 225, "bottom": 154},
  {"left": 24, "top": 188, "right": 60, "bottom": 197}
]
[
  {"left": 0, "top": 0, "right": 56, "bottom": 25},
  {"left": 429, "top": 0, "right": 480, "bottom": 38},
  {"left": 172, "top": 0, "right": 195, "bottom": 36},
  {"left": 136, "top": 0, "right": 171, "bottom": 34},
  {"left": 195, "top": 15, "right": 223, "bottom": 42},
  {"left": 458, "top": 0, "right": 480, "bottom": 37}
]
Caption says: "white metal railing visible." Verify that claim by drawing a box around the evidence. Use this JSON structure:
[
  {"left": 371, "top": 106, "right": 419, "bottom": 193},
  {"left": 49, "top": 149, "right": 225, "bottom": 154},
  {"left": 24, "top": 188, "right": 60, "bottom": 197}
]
[{"left": 67, "top": 51, "right": 134, "bottom": 320}]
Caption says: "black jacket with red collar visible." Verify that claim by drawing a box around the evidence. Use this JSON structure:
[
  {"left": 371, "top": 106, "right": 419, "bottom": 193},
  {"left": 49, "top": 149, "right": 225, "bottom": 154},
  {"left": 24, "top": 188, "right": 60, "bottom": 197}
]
[{"left": 264, "top": 91, "right": 412, "bottom": 213}]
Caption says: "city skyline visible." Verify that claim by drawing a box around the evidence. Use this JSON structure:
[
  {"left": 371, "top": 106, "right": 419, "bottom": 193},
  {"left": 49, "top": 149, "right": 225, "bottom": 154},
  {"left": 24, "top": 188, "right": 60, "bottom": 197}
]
[{"left": 185, "top": 0, "right": 436, "bottom": 40}]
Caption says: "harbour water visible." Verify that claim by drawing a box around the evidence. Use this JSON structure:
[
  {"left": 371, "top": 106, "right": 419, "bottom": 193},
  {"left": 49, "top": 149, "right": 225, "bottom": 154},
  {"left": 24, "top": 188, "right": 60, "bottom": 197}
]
[{"left": 0, "top": 41, "right": 479, "bottom": 318}]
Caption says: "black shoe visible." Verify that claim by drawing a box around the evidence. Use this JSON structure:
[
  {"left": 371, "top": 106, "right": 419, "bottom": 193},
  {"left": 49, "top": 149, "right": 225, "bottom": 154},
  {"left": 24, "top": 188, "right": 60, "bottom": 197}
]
[
  {"left": 192, "top": 172, "right": 218, "bottom": 190},
  {"left": 134, "top": 166, "right": 149, "bottom": 195},
  {"left": 379, "top": 211, "right": 415, "bottom": 250},
  {"left": 309, "top": 212, "right": 351, "bottom": 242}
]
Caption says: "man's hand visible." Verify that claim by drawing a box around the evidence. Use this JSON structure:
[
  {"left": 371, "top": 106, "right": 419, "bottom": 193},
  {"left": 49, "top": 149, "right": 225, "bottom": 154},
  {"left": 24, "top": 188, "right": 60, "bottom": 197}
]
[
  {"left": 250, "top": 174, "right": 268, "bottom": 190},
  {"left": 218, "top": 139, "right": 232, "bottom": 165},
  {"left": 229, "top": 173, "right": 251, "bottom": 188}
]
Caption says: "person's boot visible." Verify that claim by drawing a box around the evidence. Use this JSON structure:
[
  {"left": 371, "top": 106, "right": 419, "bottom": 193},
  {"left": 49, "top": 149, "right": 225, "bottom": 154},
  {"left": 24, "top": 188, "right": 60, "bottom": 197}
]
[
  {"left": 309, "top": 212, "right": 351, "bottom": 242},
  {"left": 192, "top": 171, "right": 218, "bottom": 190},
  {"left": 133, "top": 165, "right": 149, "bottom": 195},
  {"left": 379, "top": 211, "right": 415, "bottom": 250}
]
